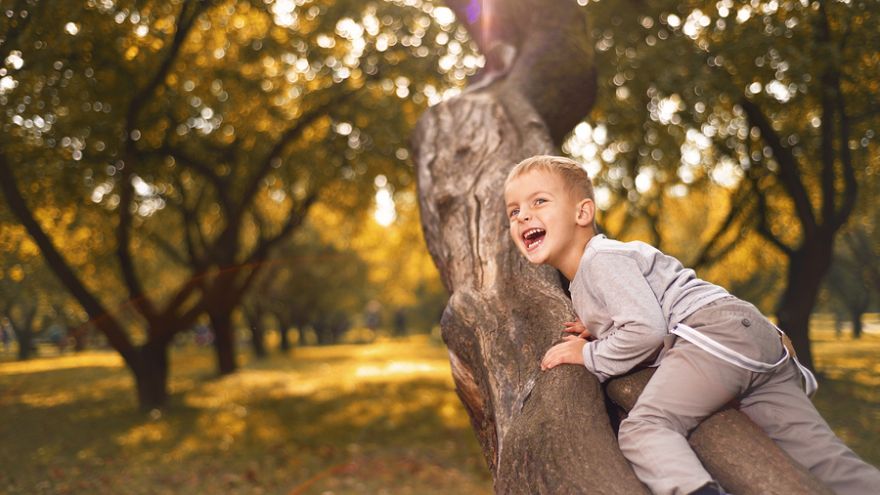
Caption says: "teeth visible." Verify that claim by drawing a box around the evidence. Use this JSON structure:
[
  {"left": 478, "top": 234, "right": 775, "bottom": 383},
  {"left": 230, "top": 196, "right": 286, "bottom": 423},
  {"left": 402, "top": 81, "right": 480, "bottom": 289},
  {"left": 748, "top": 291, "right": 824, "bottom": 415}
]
[{"left": 522, "top": 228, "right": 545, "bottom": 250}]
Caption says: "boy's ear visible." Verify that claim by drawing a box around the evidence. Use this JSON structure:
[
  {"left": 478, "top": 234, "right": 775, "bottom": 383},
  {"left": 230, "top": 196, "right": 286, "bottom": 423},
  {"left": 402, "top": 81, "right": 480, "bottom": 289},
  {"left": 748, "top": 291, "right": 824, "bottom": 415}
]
[{"left": 575, "top": 198, "right": 595, "bottom": 227}]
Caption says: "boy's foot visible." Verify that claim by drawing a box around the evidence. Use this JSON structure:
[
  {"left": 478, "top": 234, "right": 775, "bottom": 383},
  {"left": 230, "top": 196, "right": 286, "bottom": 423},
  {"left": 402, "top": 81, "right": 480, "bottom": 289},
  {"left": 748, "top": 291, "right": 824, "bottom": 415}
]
[{"left": 689, "top": 483, "right": 730, "bottom": 495}]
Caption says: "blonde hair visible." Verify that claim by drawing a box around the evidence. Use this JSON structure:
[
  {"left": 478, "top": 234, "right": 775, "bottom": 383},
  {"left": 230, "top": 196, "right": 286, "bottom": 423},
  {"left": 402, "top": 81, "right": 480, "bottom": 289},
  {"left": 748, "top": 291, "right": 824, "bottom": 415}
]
[{"left": 506, "top": 155, "right": 595, "bottom": 203}]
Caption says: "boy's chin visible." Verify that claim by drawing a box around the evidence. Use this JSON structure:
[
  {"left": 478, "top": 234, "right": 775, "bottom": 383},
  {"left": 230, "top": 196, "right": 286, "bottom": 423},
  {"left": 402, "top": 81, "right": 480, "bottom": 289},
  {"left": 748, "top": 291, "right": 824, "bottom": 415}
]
[{"left": 522, "top": 248, "right": 548, "bottom": 264}]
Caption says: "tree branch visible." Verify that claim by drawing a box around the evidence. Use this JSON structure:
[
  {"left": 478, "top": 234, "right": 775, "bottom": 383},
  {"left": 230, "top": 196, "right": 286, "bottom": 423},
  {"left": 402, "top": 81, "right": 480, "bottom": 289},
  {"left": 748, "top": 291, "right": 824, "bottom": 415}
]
[
  {"left": 155, "top": 143, "right": 234, "bottom": 212},
  {"left": 740, "top": 99, "right": 816, "bottom": 237},
  {"left": 0, "top": 153, "right": 137, "bottom": 365},
  {"left": 235, "top": 89, "right": 355, "bottom": 222},
  {"left": 748, "top": 171, "right": 794, "bottom": 257},
  {"left": 230, "top": 192, "right": 319, "bottom": 307},
  {"left": 116, "top": 174, "right": 160, "bottom": 322},
  {"left": 831, "top": 70, "right": 856, "bottom": 231},
  {"left": 116, "top": 0, "right": 210, "bottom": 325},
  {"left": 171, "top": 174, "right": 206, "bottom": 270},
  {"left": 691, "top": 181, "right": 755, "bottom": 269},
  {"left": 244, "top": 192, "right": 319, "bottom": 268},
  {"left": 145, "top": 230, "right": 189, "bottom": 267},
  {"left": 814, "top": 0, "right": 840, "bottom": 232},
  {"left": 124, "top": 0, "right": 209, "bottom": 133}
]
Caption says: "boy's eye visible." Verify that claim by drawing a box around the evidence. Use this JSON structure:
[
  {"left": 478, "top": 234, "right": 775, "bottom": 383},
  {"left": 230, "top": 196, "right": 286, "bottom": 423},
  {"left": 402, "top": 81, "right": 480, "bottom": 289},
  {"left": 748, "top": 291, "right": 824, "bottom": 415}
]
[{"left": 534, "top": 198, "right": 547, "bottom": 206}]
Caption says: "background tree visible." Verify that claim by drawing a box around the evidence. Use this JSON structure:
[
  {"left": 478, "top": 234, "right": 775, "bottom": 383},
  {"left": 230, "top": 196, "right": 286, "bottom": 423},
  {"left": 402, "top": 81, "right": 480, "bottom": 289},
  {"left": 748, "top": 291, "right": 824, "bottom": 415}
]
[
  {"left": 845, "top": 228, "right": 880, "bottom": 302},
  {"left": 0, "top": 208, "right": 90, "bottom": 359},
  {"left": 246, "top": 219, "right": 372, "bottom": 347},
  {"left": 0, "top": 0, "right": 464, "bottom": 410},
  {"left": 822, "top": 231, "right": 874, "bottom": 338},
  {"left": 820, "top": 142, "right": 880, "bottom": 338},
  {"left": 0, "top": 222, "right": 43, "bottom": 360},
  {"left": 573, "top": 0, "right": 880, "bottom": 369}
]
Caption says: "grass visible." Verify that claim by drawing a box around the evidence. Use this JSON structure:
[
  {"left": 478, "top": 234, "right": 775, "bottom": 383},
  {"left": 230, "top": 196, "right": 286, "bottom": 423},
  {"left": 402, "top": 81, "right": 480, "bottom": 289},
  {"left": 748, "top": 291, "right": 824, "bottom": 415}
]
[
  {"left": 1, "top": 326, "right": 879, "bottom": 494},
  {"left": 0, "top": 337, "right": 491, "bottom": 495},
  {"left": 810, "top": 326, "right": 880, "bottom": 464}
]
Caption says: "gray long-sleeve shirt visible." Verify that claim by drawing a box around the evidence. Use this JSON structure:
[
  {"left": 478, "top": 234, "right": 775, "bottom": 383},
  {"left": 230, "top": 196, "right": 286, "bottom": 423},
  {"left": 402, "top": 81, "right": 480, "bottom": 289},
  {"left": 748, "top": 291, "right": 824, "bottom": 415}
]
[{"left": 569, "top": 235, "right": 730, "bottom": 382}]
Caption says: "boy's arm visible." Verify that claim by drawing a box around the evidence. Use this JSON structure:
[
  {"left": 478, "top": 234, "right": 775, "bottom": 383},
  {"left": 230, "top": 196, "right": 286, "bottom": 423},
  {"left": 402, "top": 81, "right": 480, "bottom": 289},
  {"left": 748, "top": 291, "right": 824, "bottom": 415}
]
[{"left": 565, "top": 253, "right": 667, "bottom": 382}]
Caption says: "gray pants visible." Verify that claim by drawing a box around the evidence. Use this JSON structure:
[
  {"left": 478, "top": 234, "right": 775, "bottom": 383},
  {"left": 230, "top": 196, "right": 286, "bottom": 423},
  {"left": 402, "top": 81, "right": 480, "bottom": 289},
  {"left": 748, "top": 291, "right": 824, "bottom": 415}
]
[{"left": 617, "top": 298, "right": 880, "bottom": 495}]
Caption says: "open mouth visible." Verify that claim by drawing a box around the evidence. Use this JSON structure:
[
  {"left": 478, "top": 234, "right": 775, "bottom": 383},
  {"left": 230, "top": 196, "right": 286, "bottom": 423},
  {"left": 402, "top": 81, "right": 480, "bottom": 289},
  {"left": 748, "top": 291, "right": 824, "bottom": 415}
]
[{"left": 522, "top": 228, "right": 546, "bottom": 251}]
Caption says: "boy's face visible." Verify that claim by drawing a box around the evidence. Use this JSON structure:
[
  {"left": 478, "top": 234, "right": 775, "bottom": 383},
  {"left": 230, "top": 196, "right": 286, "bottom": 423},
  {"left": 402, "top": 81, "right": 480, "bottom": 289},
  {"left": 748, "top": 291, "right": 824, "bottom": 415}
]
[{"left": 504, "top": 169, "right": 583, "bottom": 267}]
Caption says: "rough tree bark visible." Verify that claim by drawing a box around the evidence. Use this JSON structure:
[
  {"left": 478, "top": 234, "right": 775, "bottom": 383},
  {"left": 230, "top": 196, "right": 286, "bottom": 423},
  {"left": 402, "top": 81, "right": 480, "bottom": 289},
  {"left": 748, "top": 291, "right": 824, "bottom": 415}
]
[{"left": 412, "top": 1, "right": 832, "bottom": 492}]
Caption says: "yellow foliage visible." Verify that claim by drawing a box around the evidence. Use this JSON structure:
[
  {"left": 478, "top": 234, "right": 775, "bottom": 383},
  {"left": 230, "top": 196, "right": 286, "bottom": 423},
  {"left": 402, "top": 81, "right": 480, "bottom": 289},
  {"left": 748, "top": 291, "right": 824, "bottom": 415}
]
[
  {"left": 9, "top": 264, "right": 24, "bottom": 282},
  {"left": 19, "top": 237, "right": 40, "bottom": 257},
  {"left": 333, "top": 188, "right": 443, "bottom": 308}
]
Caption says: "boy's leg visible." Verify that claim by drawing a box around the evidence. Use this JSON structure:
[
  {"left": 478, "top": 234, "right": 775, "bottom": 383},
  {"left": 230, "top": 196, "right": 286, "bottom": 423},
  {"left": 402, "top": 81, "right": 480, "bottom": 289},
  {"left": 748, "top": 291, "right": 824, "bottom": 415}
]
[
  {"left": 739, "top": 360, "right": 880, "bottom": 495},
  {"left": 618, "top": 339, "right": 749, "bottom": 495}
]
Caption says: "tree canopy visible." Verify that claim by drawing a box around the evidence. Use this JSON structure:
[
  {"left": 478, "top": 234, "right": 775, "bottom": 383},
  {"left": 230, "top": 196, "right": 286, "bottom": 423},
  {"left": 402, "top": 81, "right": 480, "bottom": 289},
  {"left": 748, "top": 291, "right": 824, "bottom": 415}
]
[{"left": 0, "top": 0, "right": 475, "bottom": 408}]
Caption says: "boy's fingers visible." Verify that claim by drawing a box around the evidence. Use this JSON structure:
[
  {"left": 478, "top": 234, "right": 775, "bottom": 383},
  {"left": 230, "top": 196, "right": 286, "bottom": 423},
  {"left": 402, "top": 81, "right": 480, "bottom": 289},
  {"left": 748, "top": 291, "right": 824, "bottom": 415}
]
[{"left": 542, "top": 348, "right": 561, "bottom": 369}]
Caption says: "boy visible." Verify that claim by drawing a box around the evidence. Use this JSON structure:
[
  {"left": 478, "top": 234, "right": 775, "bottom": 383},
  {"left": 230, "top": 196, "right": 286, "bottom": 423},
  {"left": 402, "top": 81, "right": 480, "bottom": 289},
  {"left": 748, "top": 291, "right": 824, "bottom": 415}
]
[{"left": 503, "top": 155, "right": 880, "bottom": 495}]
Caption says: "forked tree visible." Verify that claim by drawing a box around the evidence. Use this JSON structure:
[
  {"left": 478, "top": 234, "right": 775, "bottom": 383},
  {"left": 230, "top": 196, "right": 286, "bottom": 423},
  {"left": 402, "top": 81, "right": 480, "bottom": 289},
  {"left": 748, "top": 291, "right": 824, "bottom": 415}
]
[{"left": 411, "top": 1, "right": 832, "bottom": 493}]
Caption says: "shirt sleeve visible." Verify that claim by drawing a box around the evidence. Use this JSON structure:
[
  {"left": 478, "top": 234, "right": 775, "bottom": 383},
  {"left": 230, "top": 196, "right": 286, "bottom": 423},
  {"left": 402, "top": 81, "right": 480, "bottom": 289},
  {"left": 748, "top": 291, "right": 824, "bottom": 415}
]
[{"left": 578, "top": 252, "right": 667, "bottom": 382}]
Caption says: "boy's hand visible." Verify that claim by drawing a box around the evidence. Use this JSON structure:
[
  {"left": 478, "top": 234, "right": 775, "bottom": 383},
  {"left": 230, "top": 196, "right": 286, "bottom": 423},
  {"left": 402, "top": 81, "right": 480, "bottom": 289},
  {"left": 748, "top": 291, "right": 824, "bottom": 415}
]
[
  {"left": 563, "top": 319, "right": 594, "bottom": 340},
  {"left": 541, "top": 336, "right": 587, "bottom": 371}
]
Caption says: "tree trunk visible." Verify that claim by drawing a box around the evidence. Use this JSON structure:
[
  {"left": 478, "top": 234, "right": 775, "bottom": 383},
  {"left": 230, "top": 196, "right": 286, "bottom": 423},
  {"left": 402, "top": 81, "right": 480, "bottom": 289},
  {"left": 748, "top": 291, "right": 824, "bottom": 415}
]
[
  {"left": 1, "top": 152, "right": 146, "bottom": 404},
  {"left": 775, "top": 243, "right": 832, "bottom": 372},
  {"left": 413, "top": 3, "right": 642, "bottom": 490},
  {"left": 851, "top": 310, "right": 863, "bottom": 340},
  {"left": 71, "top": 323, "right": 89, "bottom": 351},
  {"left": 412, "top": 1, "right": 835, "bottom": 492},
  {"left": 16, "top": 327, "right": 34, "bottom": 360},
  {"left": 133, "top": 340, "right": 170, "bottom": 412},
  {"left": 244, "top": 308, "right": 268, "bottom": 358},
  {"left": 209, "top": 310, "right": 237, "bottom": 375},
  {"left": 276, "top": 313, "right": 292, "bottom": 352},
  {"left": 313, "top": 320, "right": 334, "bottom": 346},
  {"left": 12, "top": 304, "right": 38, "bottom": 361}
]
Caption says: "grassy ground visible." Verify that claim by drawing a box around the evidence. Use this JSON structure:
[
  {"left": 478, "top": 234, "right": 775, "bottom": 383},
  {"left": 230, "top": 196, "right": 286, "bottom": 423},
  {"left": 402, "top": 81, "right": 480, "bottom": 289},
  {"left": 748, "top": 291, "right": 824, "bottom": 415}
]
[
  {"left": 1, "top": 328, "right": 879, "bottom": 494},
  {"left": 810, "top": 327, "right": 880, "bottom": 464},
  {"left": 0, "top": 337, "right": 491, "bottom": 495}
]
